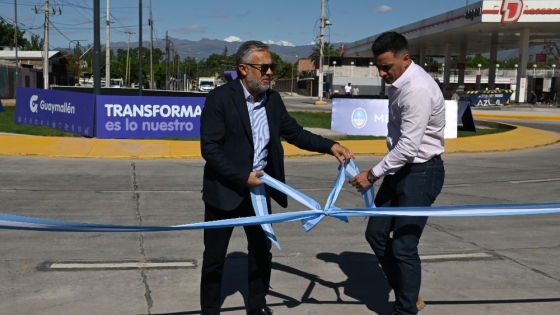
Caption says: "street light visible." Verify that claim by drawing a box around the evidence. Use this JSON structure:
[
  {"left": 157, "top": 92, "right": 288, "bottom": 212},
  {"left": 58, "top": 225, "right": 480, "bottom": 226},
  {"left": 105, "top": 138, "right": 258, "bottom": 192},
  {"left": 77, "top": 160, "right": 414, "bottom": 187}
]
[
  {"left": 478, "top": 63, "right": 481, "bottom": 75},
  {"left": 369, "top": 61, "right": 373, "bottom": 77},
  {"left": 514, "top": 64, "right": 518, "bottom": 89},
  {"left": 533, "top": 64, "right": 537, "bottom": 76},
  {"left": 350, "top": 61, "right": 354, "bottom": 77},
  {"left": 333, "top": 61, "right": 336, "bottom": 81},
  {"left": 552, "top": 64, "right": 556, "bottom": 77},
  {"left": 291, "top": 52, "right": 297, "bottom": 96},
  {"left": 495, "top": 64, "right": 500, "bottom": 89}
]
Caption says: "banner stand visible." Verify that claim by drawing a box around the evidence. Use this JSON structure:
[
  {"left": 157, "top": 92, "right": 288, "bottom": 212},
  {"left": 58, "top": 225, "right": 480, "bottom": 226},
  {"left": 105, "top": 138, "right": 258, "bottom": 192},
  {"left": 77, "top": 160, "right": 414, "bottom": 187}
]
[{"left": 458, "top": 101, "right": 477, "bottom": 132}]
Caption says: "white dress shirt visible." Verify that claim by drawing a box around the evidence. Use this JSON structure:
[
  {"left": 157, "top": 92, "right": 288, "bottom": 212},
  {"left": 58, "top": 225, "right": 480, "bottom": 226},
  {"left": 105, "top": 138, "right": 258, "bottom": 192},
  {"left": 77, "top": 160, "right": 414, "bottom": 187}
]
[{"left": 372, "top": 60, "right": 445, "bottom": 177}]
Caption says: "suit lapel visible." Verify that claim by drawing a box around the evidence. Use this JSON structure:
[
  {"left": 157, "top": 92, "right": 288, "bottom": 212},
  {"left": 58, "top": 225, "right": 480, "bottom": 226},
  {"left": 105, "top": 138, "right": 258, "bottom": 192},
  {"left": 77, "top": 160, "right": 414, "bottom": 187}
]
[{"left": 231, "top": 79, "right": 253, "bottom": 146}]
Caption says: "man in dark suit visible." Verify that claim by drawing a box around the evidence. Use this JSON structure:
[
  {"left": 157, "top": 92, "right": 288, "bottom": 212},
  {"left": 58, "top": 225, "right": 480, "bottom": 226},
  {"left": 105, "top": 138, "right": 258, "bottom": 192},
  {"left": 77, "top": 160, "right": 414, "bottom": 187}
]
[{"left": 200, "top": 40, "right": 354, "bottom": 315}]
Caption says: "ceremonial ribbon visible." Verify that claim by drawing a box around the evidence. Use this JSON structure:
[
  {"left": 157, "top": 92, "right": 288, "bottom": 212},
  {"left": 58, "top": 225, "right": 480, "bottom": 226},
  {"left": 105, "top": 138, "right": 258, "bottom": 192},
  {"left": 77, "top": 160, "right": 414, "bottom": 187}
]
[
  {"left": 2, "top": 161, "right": 560, "bottom": 250},
  {"left": 250, "top": 185, "right": 281, "bottom": 250}
]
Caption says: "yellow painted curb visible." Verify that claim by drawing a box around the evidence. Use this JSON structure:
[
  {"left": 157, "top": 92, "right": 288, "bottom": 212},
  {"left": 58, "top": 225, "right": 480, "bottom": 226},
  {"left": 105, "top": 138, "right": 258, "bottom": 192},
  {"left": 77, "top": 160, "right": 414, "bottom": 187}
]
[
  {"left": 474, "top": 113, "right": 560, "bottom": 121},
  {"left": 1, "top": 124, "right": 559, "bottom": 159}
]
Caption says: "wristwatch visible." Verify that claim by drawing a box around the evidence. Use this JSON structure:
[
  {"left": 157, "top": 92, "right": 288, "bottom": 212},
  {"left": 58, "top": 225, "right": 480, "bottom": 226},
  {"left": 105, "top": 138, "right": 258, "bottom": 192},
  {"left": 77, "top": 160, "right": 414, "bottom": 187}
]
[{"left": 367, "top": 169, "right": 379, "bottom": 184}]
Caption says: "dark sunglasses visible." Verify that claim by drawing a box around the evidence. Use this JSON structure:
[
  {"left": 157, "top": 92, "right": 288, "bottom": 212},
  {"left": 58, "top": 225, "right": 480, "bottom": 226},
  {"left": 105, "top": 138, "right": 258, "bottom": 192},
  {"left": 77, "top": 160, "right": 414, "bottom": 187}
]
[{"left": 244, "top": 63, "right": 277, "bottom": 73}]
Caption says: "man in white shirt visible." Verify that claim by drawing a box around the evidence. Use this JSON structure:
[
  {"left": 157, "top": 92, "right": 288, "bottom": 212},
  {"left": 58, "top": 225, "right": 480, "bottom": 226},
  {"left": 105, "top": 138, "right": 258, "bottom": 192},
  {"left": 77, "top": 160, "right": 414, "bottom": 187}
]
[
  {"left": 344, "top": 83, "right": 352, "bottom": 96},
  {"left": 349, "top": 32, "right": 445, "bottom": 315},
  {"left": 352, "top": 85, "right": 360, "bottom": 97}
]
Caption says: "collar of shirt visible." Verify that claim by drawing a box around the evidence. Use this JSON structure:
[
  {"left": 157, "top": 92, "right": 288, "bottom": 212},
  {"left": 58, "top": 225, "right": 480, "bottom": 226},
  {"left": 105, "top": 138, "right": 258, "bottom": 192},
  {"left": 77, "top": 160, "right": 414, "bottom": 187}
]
[
  {"left": 242, "top": 83, "right": 267, "bottom": 105},
  {"left": 390, "top": 60, "right": 418, "bottom": 90}
]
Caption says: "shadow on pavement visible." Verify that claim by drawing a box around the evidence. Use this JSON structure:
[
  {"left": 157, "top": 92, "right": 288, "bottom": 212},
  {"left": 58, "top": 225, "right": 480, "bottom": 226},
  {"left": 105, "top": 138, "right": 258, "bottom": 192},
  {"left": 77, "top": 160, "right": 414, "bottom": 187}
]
[{"left": 150, "top": 251, "right": 392, "bottom": 315}]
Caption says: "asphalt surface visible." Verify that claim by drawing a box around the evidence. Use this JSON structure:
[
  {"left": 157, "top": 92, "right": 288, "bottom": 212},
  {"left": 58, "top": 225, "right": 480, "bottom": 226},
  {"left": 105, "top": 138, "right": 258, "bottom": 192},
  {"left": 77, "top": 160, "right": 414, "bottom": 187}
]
[{"left": 1, "top": 97, "right": 560, "bottom": 315}]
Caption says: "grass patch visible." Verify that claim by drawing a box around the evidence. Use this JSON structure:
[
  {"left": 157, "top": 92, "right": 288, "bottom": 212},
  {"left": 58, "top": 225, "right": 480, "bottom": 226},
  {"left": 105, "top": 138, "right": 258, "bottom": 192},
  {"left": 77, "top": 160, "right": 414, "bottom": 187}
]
[
  {"left": 0, "top": 107, "right": 80, "bottom": 137},
  {"left": 0, "top": 108, "right": 510, "bottom": 140}
]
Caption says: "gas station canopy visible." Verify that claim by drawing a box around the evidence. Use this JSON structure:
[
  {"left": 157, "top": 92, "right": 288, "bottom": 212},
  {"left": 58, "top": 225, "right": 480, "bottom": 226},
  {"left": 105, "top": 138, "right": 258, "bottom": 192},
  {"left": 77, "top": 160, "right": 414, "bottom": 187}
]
[
  {"left": 344, "top": 0, "right": 560, "bottom": 102},
  {"left": 345, "top": 0, "right": 560, "bottom": 58}
]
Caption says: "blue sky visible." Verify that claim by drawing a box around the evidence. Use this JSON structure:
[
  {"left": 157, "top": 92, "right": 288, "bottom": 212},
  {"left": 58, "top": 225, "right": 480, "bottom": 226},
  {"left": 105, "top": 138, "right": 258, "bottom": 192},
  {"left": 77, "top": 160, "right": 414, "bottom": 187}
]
[{"left": 2, "top": 0, "right": 476, "bottom": 54}]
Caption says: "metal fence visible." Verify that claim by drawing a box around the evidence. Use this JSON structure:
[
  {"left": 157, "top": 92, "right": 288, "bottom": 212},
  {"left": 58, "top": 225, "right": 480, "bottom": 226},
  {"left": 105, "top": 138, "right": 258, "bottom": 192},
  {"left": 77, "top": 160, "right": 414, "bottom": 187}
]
[{"left": 0, "top": 65, "right": 14, "bottom": 99}]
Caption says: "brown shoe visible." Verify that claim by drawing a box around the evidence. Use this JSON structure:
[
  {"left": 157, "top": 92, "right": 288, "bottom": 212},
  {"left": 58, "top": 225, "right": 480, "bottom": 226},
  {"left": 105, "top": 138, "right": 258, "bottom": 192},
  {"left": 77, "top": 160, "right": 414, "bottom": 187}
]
[
  {"left": 389, "top": 297, "right": 425, "bottom": 314},
  {"left": 416, "top": 296, "right": 426, "bottom": 311}
]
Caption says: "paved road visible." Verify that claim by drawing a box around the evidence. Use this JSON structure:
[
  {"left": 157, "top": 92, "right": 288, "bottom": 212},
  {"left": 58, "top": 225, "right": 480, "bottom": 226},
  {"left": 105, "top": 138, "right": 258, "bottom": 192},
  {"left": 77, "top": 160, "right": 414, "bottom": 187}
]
[
  {"left": 1, "top": 96, "right": 560, "bottom": 314},
  {"left": 1, "top": 132, "right": 560, "bottom": 315}
]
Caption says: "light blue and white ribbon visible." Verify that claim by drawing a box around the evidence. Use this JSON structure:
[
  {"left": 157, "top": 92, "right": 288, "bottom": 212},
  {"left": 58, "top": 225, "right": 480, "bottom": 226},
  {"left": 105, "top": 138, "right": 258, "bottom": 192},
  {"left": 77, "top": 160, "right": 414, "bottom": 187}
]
[
  {"left": 1, "top": 162, "right": 560, "bottom": 250},
  {"left": 250, "top": 185, "right": 281, "bottom": 250}
]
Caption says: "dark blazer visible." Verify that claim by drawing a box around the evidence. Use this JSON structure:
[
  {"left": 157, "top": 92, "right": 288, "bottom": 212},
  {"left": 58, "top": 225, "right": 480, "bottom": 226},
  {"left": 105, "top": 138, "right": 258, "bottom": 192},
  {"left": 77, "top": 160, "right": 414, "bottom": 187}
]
[{"left": 200, "top": 78, "right": 336, "bottom": 211}]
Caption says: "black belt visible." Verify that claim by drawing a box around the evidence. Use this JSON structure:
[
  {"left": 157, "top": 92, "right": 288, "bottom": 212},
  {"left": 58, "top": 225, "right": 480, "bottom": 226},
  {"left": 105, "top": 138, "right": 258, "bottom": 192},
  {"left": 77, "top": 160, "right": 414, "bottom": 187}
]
[{"left": 429, "top": 155, "right": 442, "bottom": 162}]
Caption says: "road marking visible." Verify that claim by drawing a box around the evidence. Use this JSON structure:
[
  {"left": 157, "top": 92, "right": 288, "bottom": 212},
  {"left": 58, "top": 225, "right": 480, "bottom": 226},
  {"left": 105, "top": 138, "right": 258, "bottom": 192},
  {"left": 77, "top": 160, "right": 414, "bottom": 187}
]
[
  {"left": 421, "top": 252, "right": 493, "bottom": 261},
  {"left": 444, "top": 184, "right": 471, "bottom": 188},
  {"left": 510, "top": 178, "right": 560, "bottom": 184},
  {"left": 39, "top": 260, "right": 197, "bottom": 271}
]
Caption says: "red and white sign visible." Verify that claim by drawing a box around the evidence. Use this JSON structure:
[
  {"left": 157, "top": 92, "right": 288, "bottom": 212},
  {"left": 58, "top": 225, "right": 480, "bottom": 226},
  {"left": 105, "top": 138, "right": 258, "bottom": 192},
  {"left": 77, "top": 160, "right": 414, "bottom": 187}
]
[
  {"left": 500, "top": 0, "right": 524, "bottom": 24},
  {"left": 535, "top": 53, "right": 547, "bottom": 62}
]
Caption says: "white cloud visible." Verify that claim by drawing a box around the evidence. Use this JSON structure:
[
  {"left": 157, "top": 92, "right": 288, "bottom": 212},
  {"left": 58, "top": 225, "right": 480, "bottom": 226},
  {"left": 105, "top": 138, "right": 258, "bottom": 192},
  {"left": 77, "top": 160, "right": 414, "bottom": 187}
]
[
  {"left": 263, "top": 40, "right": 295, "bottom": 47},
  {"left": 173, "top": 25, "right": 206, "bottom": 35},
  {"left": 224, "top": 36, "right": 242, "bottom": 42},
  {"left": 373, "top": 5, "right": 392, "bottom": 13}
]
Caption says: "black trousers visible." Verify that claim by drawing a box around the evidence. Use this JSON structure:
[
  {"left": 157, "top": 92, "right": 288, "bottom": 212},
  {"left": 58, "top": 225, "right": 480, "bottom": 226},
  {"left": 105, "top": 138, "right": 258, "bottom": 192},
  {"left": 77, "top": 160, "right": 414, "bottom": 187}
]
[{"left": 200, "top": 195, "right": 272, "bottom": 315}]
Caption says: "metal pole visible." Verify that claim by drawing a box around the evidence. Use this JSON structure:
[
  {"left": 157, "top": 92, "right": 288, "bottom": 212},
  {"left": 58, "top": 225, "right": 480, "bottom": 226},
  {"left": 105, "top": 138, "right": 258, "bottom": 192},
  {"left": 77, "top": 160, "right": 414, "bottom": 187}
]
[
  {"left": 125, "top": 31, "right": 133, "bottom": 87},
  {"left": 43, "top": 0, "right": 50, "bottom": 89},
  {"left": 165, "top": 31, "right": 169, "bottom": 90},
  {"left": 94, "top": 0, "right": 101, "bottom": 95},
  {"left": 149, "top": 0, "right": 153, "bottom": 89},
  {"left": 14, "top": 0, "right": 19, "bottom": 97},
  {"left": 138, "top": 0, "right": 143, "bottom": 95},
  {"left": 105, "top": 0, "right": 111, "bottom": 85},
  {"left": 315, "top": 0, "right": 326, "bottom": 104},
  {"left": 291, "top": 51, "right": 294, "bottom": 95}
]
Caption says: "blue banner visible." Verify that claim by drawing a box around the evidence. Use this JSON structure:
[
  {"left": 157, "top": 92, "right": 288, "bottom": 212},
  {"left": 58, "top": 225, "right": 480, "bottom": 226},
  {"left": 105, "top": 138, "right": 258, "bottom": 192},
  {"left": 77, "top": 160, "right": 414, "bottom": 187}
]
[
  {"left": 0, "top": 99, "right": 4, "bottom": 112},
  {"left": 15, "top": 87, "right": 95, "bottom": 137},
  {"left": 96, "top": 95, "right": 205, "bottom": 139}
]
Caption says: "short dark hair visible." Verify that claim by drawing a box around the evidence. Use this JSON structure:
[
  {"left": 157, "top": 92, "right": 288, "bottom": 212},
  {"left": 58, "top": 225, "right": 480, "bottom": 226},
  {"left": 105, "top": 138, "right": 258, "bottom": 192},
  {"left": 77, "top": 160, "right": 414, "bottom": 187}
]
[{"left": 371, "top": 32, "right": 409, "bottom": 56}]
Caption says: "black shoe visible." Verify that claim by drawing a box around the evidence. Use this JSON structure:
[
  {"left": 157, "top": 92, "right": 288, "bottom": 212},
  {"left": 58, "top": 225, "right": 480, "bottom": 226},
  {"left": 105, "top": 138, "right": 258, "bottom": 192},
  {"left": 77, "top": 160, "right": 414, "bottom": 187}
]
[{"left": 247, "top": 307, "right": 273, "bottom": 315}]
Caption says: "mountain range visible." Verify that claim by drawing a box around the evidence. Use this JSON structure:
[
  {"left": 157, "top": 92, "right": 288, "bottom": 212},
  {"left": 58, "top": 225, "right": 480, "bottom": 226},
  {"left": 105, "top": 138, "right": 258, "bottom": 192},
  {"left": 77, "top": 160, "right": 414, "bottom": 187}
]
[
  {"left": 59, "top": 37, "right": 555, "bottom": 63},
  {"left": 104, "top": 37, "right": 324, "bottom": 62}
]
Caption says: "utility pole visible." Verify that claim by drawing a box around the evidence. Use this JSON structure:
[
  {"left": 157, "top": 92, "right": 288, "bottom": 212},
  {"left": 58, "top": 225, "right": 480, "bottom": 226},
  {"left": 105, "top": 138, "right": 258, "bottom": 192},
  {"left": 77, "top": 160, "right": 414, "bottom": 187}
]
[
  {"left": 105, "top": 0, "right": 113, "bottom": 85},
  {"left": 33, "top": 1, "right": 62, "bottom": 89},
  {"left": 149, "top": 0, "right": 154, "bottom": 89},
  {"left": 165, "top": 31, "right": 170, "bottom": 90},
  {"left": 138, "top": 0, "right": 143, "bottom": 95},
  {"left": 315, "top": 0, "right": 327, "bottom": 105},
  {"left": 291, "top": 51, "right": 297, "bottom": 95},
  {"left": 43, "top": 0, "right": 50, "bottom": 89},
  {"left": 94, "top": 0, "right": 101, "bottom": 94},
  {"left": 14, "top": 0, "right": 19, "bottom": 97},
  {"left": 124, "top": 31, "right": 134, "bottom": 87}
]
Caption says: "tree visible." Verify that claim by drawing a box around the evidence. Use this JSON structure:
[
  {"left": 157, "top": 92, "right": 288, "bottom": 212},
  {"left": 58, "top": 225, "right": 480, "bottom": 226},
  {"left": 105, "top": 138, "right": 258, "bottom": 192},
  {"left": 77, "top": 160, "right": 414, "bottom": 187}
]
[
  {"left": 465, "top": 54, "right": 490, "bottom": 69},
  {"left": 24, "top": 34, "right": 43, "bottom": 51},
  {"left": 0, "top": 16, "right": 29, "bottom": 49},
  {"left": 308, "top": 41, "right": 340, "bottom": 64}
]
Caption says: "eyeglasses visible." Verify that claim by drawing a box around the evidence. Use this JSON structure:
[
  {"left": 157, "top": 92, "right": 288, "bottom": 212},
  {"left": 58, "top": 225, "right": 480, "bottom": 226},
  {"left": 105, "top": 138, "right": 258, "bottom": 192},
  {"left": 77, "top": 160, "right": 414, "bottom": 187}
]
[{"left": 244, "top": 63, "right": 277, "bottom": 73}]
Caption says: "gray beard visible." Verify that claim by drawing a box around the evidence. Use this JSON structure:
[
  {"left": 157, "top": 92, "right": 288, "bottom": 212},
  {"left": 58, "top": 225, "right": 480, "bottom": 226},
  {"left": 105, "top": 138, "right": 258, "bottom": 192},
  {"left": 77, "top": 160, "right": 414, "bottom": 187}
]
[{"left": 247, "top": 75, "right": 269, "bottom": 95}]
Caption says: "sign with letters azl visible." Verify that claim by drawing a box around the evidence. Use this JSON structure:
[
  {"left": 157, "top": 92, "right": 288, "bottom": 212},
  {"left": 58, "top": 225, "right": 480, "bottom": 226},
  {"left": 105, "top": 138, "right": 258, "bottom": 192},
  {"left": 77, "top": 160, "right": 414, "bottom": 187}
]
[
  {"left": 96, "top": 95, "right": 205, "bottom": 139},
  {"left": 15, "top": 87, "right": 95, "bottom": 137}
]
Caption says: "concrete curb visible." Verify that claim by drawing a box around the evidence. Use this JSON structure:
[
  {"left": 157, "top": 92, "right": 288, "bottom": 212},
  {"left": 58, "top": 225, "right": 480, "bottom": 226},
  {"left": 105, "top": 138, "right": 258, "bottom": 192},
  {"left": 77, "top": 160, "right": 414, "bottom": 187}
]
[
  {"left": 1, "top": 123, "right": 559, "bottom": 159},
  {"left": 473, "top": 113, "right": 560, "bottom": 121}
]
